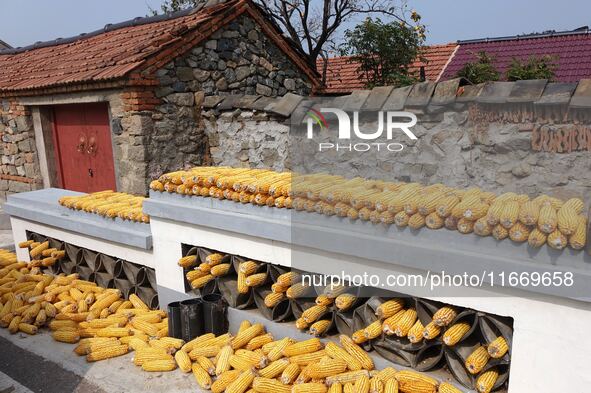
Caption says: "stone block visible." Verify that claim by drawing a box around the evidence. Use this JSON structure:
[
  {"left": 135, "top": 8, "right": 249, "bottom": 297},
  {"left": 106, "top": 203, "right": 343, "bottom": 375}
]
[
  {"left": 456, "top": 83, "right": 485, "bottom": 102},
  {"left": 0, "top": 180, "right": 7, "bottom": 191},
  {"left": 256, "top": 83, "right": 273, "bottom": 96},
  {"left": 193, "top": 69, "right": 210, "bottom": 82},
  {"left": 17, "top": 140, "right": 31, "bottom": 153},
  {"left": 8, "top": 180, "right": 31, "bottom": 193},
  {"left": 203, "top": 95, "right": 224, "bottom": 109},
  {"left": 165, "top": 93, "right": 194, "bottom": 107},
  {"left": 343, "top": 90, "right": 371, "bottom": 112},
  {"left": 381, "top": 85, "right": 412, "bottom": 111},
  {"left": 24, "top": 163, "right": 37, "bottom": 178},
  {"left": 176, "top": 67, "right": 195, "bottom": 82},
  {"left": 534, "top": 82, "right": 577, "bottom": 106},
  {"left": 431, "top": 78, "right": 463, "bottom": 106},
  {"left": 265, "top": 93, "right": 303, "bottom": 117},
  {"left": 405, "top": 81, "right": 436, "bottom": 107},
  {"left": 569, "top": 79, "right": 591, "bottom": 108},
  {"left": 507, "top": 79, "right": 548, "bottom": 103},
  {"left": 362, "top": 86, "right": 394, "bottom": 111},
  {"left": 476, "top": 81, "right": 514, "bottom": 104}
]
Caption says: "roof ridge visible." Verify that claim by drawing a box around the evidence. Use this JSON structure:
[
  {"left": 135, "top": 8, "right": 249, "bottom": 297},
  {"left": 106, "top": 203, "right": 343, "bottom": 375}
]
[
  {"left": 458, "top": 27, "right": 591, "bottom": 45},
  {"left": 0, "top": 0, "right": 230, "bottom": 56}
]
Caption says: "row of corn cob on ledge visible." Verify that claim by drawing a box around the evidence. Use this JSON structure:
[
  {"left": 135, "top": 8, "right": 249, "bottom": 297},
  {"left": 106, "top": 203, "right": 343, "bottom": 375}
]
[
  {"left": 1, "top": 246, "right": 502, "bottom": 393},
  {"left": 59, "top": 190, "right": 149, "bottom": 223},
  {"left": 151, "top": 167, "right": 588, "bottom": 251}
]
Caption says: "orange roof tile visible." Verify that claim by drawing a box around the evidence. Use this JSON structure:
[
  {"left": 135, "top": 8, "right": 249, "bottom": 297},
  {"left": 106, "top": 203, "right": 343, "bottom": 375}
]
[
  {"left": 318, "top": 43, "right": 458, "bottom": 94},
  {"left": 0, "top": 0, "right": 319, "bottom": 95}
]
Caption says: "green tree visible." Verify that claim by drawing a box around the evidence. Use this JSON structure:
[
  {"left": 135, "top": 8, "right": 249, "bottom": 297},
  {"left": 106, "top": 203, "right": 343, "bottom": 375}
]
[
  {"left": 506, "top": 55, "right": 558, "bottom": 81},
  {"left": 456, "top": 51, "right": 500, "bottom": 84},
  {"left": 341, "top": 17, "right": 425, "bottom": 88}
]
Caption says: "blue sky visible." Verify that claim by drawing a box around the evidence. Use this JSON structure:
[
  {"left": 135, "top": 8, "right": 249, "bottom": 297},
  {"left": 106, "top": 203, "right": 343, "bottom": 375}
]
[{"left": 1, "top": 0, "right": 590, "bottom": 48}]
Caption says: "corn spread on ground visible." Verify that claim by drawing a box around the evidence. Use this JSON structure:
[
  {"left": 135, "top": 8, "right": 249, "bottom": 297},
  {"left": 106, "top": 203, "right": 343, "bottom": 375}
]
[
  {"left": 59, "top": 190, "right": 149, "bottom": 223},
  {"left": 0, "top": 246, "right": 499, "bottom": 393},
  {"left": 151, "top": 167, "right": 587, "bottom": 251}
]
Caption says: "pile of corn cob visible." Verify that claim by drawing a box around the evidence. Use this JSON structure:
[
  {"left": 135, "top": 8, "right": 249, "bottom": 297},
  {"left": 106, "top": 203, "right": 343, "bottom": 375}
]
[
  {"left": 180, "top": 253, "right": 233, "bottom": 290},
  {"left": 59, "top": 190, "right": 149, "bottom": 223},
  {"left": 18, "top": 239, "right": 66, "bottom": 268},
  {"left": 2, "top": 246, "right": 505, "bottom": 392},
  {"left": 151, "top": 167, "right": 588, "bottom": 251}
]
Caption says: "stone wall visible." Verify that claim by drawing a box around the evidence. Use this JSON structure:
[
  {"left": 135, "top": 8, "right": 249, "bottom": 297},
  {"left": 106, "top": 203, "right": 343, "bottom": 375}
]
[
  {"left": 0, "top": 99, "right": 42, "bottom": 199},
  {"left": 147, "top": 14, "right": 313, "bottom": 181},
  {"left": 204, "top": 81, "right": 591, "bottom": 204},
  {"left": 203, "top": 109, "right": 290, "bottom": 171}
]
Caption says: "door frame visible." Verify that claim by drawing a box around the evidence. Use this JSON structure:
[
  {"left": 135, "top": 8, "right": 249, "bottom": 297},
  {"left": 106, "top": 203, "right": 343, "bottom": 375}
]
[{"left": 23, "top": 91, "right": 121, "bottom": 191}]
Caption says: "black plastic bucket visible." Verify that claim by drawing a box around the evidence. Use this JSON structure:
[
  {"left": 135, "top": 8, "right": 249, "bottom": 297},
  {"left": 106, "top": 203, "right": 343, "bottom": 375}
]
[
  {"left": 202, "top": 293, "right": 228, "bottom": 336},
  {"left": 167, "top": 301, "right": 183, "bottom": 340},
  {"left": 180, "top": 298, "right": 204, "bottom": 342}
]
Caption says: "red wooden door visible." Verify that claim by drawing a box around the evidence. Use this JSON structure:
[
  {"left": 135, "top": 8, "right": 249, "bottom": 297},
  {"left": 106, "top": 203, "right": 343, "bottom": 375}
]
[{"left": 52, "top": 103, "right": 116, "bottom": 193}]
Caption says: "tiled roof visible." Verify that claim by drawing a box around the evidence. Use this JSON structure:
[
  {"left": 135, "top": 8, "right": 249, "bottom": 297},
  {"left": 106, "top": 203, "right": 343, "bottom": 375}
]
[
  {"left": 0, "top": 0, "right": 318, "bottom": 95},
  {"left": 441, "top": 31, "right": 591, "bottom": 82},
  {"left": 318, "top": 43, "right": 457, "bottom": 94}
]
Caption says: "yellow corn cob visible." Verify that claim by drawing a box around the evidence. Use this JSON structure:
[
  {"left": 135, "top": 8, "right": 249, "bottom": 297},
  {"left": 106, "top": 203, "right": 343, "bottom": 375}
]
[
  {"left": 508, "top": 222, "right": 530, "bottom": 242},
  {"left": 142, "top": 358, "right": 177, "bottom": 372},
  {"left": 474, "top": 217, "right": 493, "bottom": 236},
  {"left": 433, "top": 307, "right": 457, "bottom": 327},
  {"left": 325, "top": 342, "right": 362, "bottom": 371},
  {"left": 186, "top": 269, "right": 208, "bottom": 282},
  {"left": 252, "top": 377, "right": 291, "bottom": 393},
  {"left": 133, "top": 348, "right": 173, "bottom": 365},
  {"left": 363, "top": 320, "right": 383, "bottom": 340},
  {"left": 421, "top": 321, "right": 441, "bottom": 340},
  {"left": 129, "top": 293, "right": 149, "bottom": 310},
  {"left": 276, "top": 272, "right": 301, "bottom": 287},
  {"left": 211, "top": 263, "right": 231, "bottom": 277},
  {"left": 344, "top": 383, "right": 355, "bottom": 393},
  {"left": 438, "top": 382, "right": 462, "bottom": 393},
  {"left": 339, "top": 335, "right": 374, "bottom": 370},
  {"left": 181, "top": 332, "right": 215, "bottom": 352},
  {"left": 354, "top": 374, "right": 370, "bottom": 393},
  {"left": 283, "top": 338, "right": 323, "bottom": 357},
  {"left": 394, "top": 371, "right": 437, "bottom": 391},
  {"left": 292, "top": 383, "right": 328, "bottom": 393},
  {"left": 225, "top": 368, "right": 256, "bottom": 393},
  {"left": 465, "top": 346, "right": 490, "bottom": 374},
  {"left": 7, "top": 315, "right": 22, "bottom": 334},
  {"left": 240, "top": 261, "right": 260, "bottom": 275},
  {"left": 408, "top": 213, "right": 426, "bottom": 230},
  {"left": 232, "top": 323, "right": 264, "bottom": 350},
  {"left": 315, "top": 294, "right": 334, "bottom": 306},
  {"left": 376, "top": 299, "right": 405, "bottom": 319},
  {"left": 131, "top": 318, "right": 159, "bottom": 337},
  {"left": 246, "top": 333, "right": 274, "bottom": 351},
  {"left": 30, "top": 241, "right": 49, "bottom": 258},
  {"left": 238, "top": 320, "right": 252, "bottom": 333},
  {"left": 394, "top": 211, "right": 410, "bottom": 227},
  {"left": 96, "top": 327, "right": 132, "bottom": 338},
  {"left": 178, "top": 255, "right": 198, "bottom": 268},
  {"left": 310, "top": 319, "right": 332, "bottom": 337},
  {"left": 174, "top": 349, "right": 192, "bottom": 373},
  {"left": 191, "top": 274, "right": 214, "bottom": 289},
  {"left": 236, "top": 349, "right": 268, "bottom": 368},
  {"left": 335, "top": 294, "right": 357, "bottom": 311},
  {"left": 52, "top": 329, "right": 80, "bottom": 343},
  {"left": 382, "top": 310, "right": 406, "bottom": 335},
  {"left": 301, "top": 305, "right": 328, "bottom": 324},
  {"left": 306, "top": 358, "right": 347, "bottom": 379},
  {"left": 394, "top": 309, "right": 417, "bottom": 337},
  {"left": 557, "top": 205, "right": 579, "bottom": 235},
  {"left": 492, "top": 213, "right": 514, "bottom": 236},
  {"left": 538, "top": 203, "right": 557, "bottom": 234},
  {"left": 280, "top": 362, "right": 301, "bottom": 384},
  {"left": 383, "top": 379, "right": 399, "bottom": 393},
  {"left": 476, "top": 368, "right": 499, "bottom": 393},
  {"left": 547, "top": 229, "right": 567, "bottom": 250},
  {"left": 215, "top": 344, "right": 233, "bottom": 375},
  {"left": 237, "top": 271, "right": 249, "bottom": 294},
  {"left": 569, "top": 216, "right": 587, "bottom": 250},
  {"left": 374, "top": 367, "right": 398, "bottom": 383},
  {"left": 264, "top": 292, "right": 285, "bottom": 308},
  {"left": 189, "top": 345, "right": 221, "bottom": 360},
  {"left": 192, "top": 363, "right": 213, "bottom": 390},
  {"left": 463, "top": 202, "right": 489, "bottom": 221},
  {"left": 369, "top": 376, "right": 384, "bottom": 393},
  {"left": 258, "top": 358, "right": 290, "bottom": 378},
  {"left": 488, "top": 336, "right": 509, "bottom": 358},
  {"left": 518, "top": 201, "right": 540, "bottom": 226},
  {"left": 425, "top": 212, "right": 444, "bottom": 229},
  {"left": 457, "top": 218, "right": 474, "bottom": 234},
  {"left": 352, "top": 329, "right": 368, "bottom": 344},
  {"left": 524, "top": 228, "right": 547, "bottom": 249},
  {"left": 18, "top": 240, "right": 34, "bottom": 248},
  {"left": 266, "top": 337, "right": 291, "bottom": 361},
  {"left": 407, "top": 319, "right": 424, "bottom": 343},
  {"left": 86, "top": 344, "right": 128, "bottom": 362}
]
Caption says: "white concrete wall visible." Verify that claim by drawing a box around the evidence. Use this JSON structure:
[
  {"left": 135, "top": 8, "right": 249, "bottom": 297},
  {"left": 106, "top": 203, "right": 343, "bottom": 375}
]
[
  {"left": 149, "top": 216, "right": 591, "bottom": 393},
  {"left": 11, "top": 217, "right": 154, "bottom": 268}
]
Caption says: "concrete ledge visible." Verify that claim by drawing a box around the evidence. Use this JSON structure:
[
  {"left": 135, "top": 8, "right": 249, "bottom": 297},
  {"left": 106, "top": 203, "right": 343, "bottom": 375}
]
[
  {"left": 145, "top": 193, "right": 591, "bottom": 302},
  {"left": 5, "top": 188, "right": 152, "bottom": 250}
]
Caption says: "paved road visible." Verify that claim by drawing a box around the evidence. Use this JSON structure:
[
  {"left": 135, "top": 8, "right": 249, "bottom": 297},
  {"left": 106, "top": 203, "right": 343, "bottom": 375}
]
[{"left": 0, "top": 336, "right": 105, "bottom": 393}]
